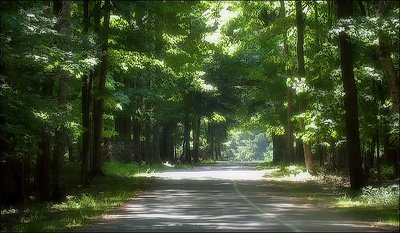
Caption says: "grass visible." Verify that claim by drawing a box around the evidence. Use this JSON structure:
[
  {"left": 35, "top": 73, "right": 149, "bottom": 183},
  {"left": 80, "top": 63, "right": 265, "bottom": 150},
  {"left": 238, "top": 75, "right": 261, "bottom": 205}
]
[
  {"left": 0, "top": 160, "right": 168, "bottom": 232},
  {"left": 257, "top": 162, "right": 400, "bottom": 231}
]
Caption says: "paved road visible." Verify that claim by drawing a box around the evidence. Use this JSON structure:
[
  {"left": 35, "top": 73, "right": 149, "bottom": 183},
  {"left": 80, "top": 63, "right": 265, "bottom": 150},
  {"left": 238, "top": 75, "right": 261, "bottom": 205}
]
[{"left": 79, "top": 162, "right": 383, "bottom": 232}]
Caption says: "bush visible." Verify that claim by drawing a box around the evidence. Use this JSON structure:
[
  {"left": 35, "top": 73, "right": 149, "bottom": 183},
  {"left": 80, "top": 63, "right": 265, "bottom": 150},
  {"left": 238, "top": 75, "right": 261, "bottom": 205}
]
[{"left": 359, "top": 185, "right": 399, "bottom": 208}]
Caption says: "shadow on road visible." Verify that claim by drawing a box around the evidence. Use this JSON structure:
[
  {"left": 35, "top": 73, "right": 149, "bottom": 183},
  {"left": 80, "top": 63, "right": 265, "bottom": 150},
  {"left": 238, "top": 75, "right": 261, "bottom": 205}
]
[{"left": 78, "top": 162, "right": 384, "bottom": 232}]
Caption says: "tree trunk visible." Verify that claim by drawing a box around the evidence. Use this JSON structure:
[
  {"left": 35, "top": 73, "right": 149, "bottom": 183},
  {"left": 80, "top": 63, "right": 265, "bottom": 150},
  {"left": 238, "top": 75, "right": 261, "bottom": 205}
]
[
  {"left": 296, "top": 0, "right": 315, "bottom": 174},
  {"left": 209, "top": 123, "right": 215, "bottom": 160},
  {"left": 144, "top": 122, "right": 152, "bottom": 163},
  {"left": 337, "top": 0, "right": 365, "bottom": 190},
  {"left": 183, "top": 120, "right": 191, "bottom": 163},
  {"left": 80, "top": 0, "right": 91, "bottom": 186},
  {"left": 152, "top": 123, "right": 161, "bottom": 163},
  {"left": 91, "top": 0, "right": 111, "bottom": 176},
  {"left": 379, "top": 36, "right": 400, "bottom": 112},
  {"left": 272, "top": 133, "right": 285, "bottom": 164},
  {"left": 52, "top": 0, "right": 71, "bottom": 201},
  {"left": 36, "top": 79, "right": 53, "bottom": 202},
  {"left": 193, "top": 115, "right": 201, "bottom": 163},
  {"left": 377, "top": 1, "right": 400, "bottom": 179},
  {"left": 132, "top": 119, "right": 141, "bottom": 162},
  {"left": 295, "top": 138, "right": 304, "bottom": 164},
  {"left": 280, "top": 0, "right": 294, "bottom": 164},
  {"left": 161, "top": 122, "right": 175, "bottom": 163}
]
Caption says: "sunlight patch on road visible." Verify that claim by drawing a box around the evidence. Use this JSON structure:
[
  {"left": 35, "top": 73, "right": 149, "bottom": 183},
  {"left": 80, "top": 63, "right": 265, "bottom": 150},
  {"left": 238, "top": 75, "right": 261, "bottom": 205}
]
[{"left": 231, "top": 180, "right": 302, "bottom": 232}]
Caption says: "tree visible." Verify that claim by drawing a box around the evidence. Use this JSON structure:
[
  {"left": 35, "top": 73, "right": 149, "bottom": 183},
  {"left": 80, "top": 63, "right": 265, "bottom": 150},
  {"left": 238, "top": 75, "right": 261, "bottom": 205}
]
[
  {"left": 280, "top": 0, "right": 294, "bottom": 164},
  {"left": 91, "top": 0, "right": 111, "bottom": 176},
  {"left": 52, "top": 0, "right": 72, "bottom": 201},
  {"left": 80, "top": 0, "right": 91, "bottom": 186},
  {"left": 337, "top": 0, "right": 365, "bottom": 190},
  {"left": 296, "top": 0, "right": 315, "bottom": 174}
]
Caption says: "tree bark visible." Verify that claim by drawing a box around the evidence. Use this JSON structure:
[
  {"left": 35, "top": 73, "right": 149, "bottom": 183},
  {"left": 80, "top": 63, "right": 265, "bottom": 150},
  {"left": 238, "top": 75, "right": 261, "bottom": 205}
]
[
  {"left": 152, "top": 123, "right": 161, "bottom": 163},
  {"left": 208, "top": 123, "right": 215, "bottom": 160},
  {"left": 272, "top": 133, "right": 285, "bottom": 164},
  {"left": 144, "top": 122, "right": 152, "bottom": 163},
  {"left": 52, "top": 0, "right": 71, "bottom": 201},
  {"left": 296, "top": 0, "right": 315, "bottom": 174},
  {"left": 80, "top": 0, "right": 91, "bottom": 186},
  {"left": 337, "top": 0, "right": 365, "bottom": 190},
  {"left": 193, "top": 115, "right": 201, "bottom": 163},
  {"left": 91, "top": 0, "right": 111, "bottom": 176},
  {"left": 183, "top": 120, "right": 191, "bottom": 163},
  {"left": 132, "top": 119, "right": 141, "bottom": 162},
  {"left": 377, "top": 1, "right": 400, "bottom": 179},
  {"left": 37, "top": 79, "right": 53, "bottom": 202},
  {"left": 280, "top": 0, "right": 294, "bottom": 164}
]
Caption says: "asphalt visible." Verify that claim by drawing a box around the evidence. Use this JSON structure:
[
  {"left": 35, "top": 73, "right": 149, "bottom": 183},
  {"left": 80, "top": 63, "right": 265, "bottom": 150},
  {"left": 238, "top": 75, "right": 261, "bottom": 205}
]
[{"left": 77, "top": 161, "right": 385, "bottom": 232}]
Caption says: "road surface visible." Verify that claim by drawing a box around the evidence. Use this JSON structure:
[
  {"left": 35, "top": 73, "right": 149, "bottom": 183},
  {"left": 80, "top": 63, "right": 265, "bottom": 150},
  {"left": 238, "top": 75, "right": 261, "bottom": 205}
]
[{"left": 78, "top": 162, "right": 383, "bottom": 232}]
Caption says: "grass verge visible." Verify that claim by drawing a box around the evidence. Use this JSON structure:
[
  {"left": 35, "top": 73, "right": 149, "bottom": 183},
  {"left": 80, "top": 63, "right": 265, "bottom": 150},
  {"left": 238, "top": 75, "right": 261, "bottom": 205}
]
[
  {"left": 257, "top": 162, "right": 399, "bottom": 231},
  {"left": 1, "top": 160, "right": 168, "bottom": 232}
]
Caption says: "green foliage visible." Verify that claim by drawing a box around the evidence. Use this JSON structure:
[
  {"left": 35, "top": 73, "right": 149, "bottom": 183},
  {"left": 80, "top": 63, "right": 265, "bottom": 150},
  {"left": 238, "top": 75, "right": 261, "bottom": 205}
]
[
  {"left": 358, "top": 185, "right": 399, "bottom": 208},
  {"left": 104, "top": 159, "right": 168, "bottom": 176},
  {"left": 224, "top": 129, "right": 270, "bottom": 161},
  {"left": 0, "top": 161, "right": 165, "bottom": 232},
  {"left": 265, "top": 165, "right": 307, "bottom": 178}
]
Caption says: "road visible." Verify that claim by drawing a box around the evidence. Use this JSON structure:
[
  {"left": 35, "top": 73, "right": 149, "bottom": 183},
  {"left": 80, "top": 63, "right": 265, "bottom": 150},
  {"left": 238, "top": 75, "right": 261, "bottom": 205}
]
[{"left": 79, "top": 162, "right": 382, "bottom": 232}]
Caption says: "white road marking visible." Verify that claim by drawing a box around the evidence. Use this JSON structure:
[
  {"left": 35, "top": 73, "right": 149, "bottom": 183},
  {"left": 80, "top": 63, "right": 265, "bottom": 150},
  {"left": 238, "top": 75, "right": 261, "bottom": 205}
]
[{"left": 232, "top": 179, "right": 302, "bottom": 232}]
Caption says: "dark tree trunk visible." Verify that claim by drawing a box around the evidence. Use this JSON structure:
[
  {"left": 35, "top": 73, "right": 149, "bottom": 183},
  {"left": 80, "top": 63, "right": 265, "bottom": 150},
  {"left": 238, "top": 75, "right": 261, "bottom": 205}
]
[
  {"left": 295, "top": 138, "right": 304, "bottom": 164},
  {"left": 161, "top": 122, "right": 175, "bottom": 163},
  {"left": 193, "top": 115, "right": 201, "bottom": 163},
  {"left": 91, "top": 0, "right": 111, "bottom": 176},
  {"left": 272, "top": 134, "right": 285, "bottom": 164},
  {"left": 208, "top": 123, "right": 214, "bottom": 160},
  {"left": 52, "top": 0, "right": 71, "bottom": 201},
  {"left": 36, "top": 79, "right": 53, "bottom": 202},
  {"left": 68, "top": 144, "right": 74, "bottom": 162},
  {"left": 144, "top": 122, "right": 152, "bottom": 163},
  {"left": 337, "top": 0, "right": 365, "bottom": 190},
  {"left": 132, "top": 119, "right": 141, "bottom": 162},
  {"left": 183, "top": 120, "right": 191, "bottom": 163},
  {"left": 376, "top": 129, "right": 381, "bottom": 181},
  {"left": 152, "top": 123, "right": 161, "bottom": 163}
]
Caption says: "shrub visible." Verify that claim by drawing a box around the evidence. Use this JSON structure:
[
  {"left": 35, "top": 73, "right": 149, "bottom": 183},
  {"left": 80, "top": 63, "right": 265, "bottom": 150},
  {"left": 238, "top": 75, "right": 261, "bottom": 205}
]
[{"left": 359, "top": 185, "right": 399, "bottom": 208}]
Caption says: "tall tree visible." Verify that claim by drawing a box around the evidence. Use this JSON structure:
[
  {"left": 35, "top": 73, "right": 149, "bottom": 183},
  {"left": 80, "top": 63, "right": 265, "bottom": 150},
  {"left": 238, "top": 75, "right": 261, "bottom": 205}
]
[
  {"left": 296, "top": 0, "right": 315, "bottom": 174},
  {"left": 81, "top": 0, "right": 91, "bottom": 185},
  {"left": 193, "top": 115, "right": 201, "bottom": 163},
  {"left": 280, "top": 0, "right": 294, "bottom": 163},
  {"left": 37, "top": 79, "right": 53, "bottom": 202},
  {"left": 52, "top": 0, "right": 72, "bottom": 200},
  {"left": 376, "top": 0, "right": 400, "bottom": 178},
  {"left": 91, "top": 0, "right": 111, "bottom": 176},
  {"left": 337, "top": 0, "right": 365, "bottom": 190}
]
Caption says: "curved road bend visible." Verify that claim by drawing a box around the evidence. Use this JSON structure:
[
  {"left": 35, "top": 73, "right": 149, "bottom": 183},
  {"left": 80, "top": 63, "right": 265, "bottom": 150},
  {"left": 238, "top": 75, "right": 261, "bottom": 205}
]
[{"left": 78, "top": 162, "right": 383, "bottom": 232}]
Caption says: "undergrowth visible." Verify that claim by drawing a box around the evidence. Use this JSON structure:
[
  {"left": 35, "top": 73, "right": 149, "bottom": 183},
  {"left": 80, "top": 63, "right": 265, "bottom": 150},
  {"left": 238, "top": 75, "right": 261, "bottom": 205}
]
[
  {"left": 258, "top": 161, "right": 399, "bottom": 230},
  {"left": 0, "top": 160, "right": 165, "bottom": 232}
]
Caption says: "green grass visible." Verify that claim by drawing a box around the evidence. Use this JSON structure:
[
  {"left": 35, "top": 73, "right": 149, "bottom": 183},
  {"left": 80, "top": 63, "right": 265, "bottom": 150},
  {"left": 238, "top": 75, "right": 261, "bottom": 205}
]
[
  {"left": 260, "top": 163, "right": 399, "bottom": 231},
  {"left": 256, "top": 161, "right": 307, "bottom": 177},
  {"left": 1, "top": 160, "right": 167, "bottom": 232}
]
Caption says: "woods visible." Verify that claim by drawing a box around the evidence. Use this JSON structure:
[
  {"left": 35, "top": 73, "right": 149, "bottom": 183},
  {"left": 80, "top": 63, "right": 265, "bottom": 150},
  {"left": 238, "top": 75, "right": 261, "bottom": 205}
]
[{"left": 0, "top": 0, "right": 399, "bottom": 223}]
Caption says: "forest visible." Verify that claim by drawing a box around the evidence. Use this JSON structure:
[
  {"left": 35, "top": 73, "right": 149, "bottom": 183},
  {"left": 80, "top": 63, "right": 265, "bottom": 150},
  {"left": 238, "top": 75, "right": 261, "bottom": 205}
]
[{"left": 0, "top": 0, "right": 399, "bottom": 232}]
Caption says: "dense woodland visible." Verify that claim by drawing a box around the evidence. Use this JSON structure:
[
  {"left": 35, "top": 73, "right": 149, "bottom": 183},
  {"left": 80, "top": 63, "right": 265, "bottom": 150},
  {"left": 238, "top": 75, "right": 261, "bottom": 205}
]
[{"left": 0, "top": 0, "right": 399, "bottom": 208}]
